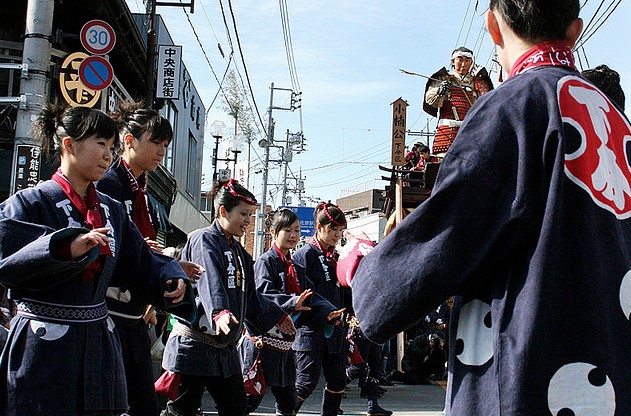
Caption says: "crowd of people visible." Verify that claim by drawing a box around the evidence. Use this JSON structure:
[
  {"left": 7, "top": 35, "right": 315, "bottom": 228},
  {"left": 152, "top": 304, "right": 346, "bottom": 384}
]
[{"left": 0, "top": 0, "right": 629, "bottom": 415}]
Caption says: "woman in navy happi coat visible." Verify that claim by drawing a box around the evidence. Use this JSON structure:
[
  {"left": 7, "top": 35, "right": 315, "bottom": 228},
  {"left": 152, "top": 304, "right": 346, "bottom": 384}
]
[
  {"left": 292, "top": 202, "right": 349, "bottom": 416},
  {"left": 162, "top": 180, "right": 296, "bottom": 416},
  {"left": 240, "top": 209, "right": 342, "bottom": 415},
  {"left": 0, "top": 105, "right": 195, "bottom": 416}
]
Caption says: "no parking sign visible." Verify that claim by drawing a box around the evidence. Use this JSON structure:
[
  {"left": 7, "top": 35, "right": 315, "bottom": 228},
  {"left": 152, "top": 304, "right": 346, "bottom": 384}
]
[{"left": 78, "top": 56, "right": 114, "bottom": 91}]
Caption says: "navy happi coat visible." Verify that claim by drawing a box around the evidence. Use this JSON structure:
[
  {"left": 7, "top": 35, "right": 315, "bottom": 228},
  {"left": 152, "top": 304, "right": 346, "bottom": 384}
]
[
  {"left": 163, "top": 221, "right": 286, "bottom": 377},
  {"left": 353, "top": 65, "right": 631, "bottom": 415},
  {"left": 292, "top": 244, "right": 345, "bottom": 353},
  {"left": 0, "top": 180, "right": 195, "bottom": 416},
  {"left": 97, "top": 159, "right": 159, "bottom": 324},
  {"left": 240, "top": 247, "right": 337, "bottom": 386}
]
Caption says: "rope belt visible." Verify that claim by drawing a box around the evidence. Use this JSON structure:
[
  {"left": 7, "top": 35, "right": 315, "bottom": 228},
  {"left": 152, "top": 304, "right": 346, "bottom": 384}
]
[
  {"left": 260, "top": 335, "right": 293, "bottom": 352},
  {"left": 16, "top": 298, "right": 108, "bottom": 324},
  {"left": 172, "top": 321, "right": 232, "bottom": 349}
]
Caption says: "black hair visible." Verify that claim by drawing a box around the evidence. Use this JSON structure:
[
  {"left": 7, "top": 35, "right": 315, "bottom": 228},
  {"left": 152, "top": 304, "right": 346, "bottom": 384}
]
[
  {"left": 314, "top": 201, "right": 346, "bottom": 228},
  {"left": 489, "top": 0, "right": 580, "bottom": 44},
  {"left": 111, "top": 99, "right": 173, "bottom": 144},
  {"left": 33, "top": 103, "right": 119, "bottom": 158},
  {"left": 582, "top": 65, "right": 626, "bottom": 111},
  {"left": 419, "top": 145, "right": 430, "bottom": 153},
  {"left": 212, "top": 179, "right": 257, "bottom": 218},
  {"left": 271, "top": 209, "right": 300, "bottom": 236}
]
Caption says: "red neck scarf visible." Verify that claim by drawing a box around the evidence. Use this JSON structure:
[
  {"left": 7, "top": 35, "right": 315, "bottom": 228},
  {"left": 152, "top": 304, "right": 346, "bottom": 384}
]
[
  {"left": 274, "top": 243, "right": 301, "bottom": 295},
  {"left": 121, "top": 159, "right": 157, "bottom": 240},
  {"left": 309, "top": 235, "right": 338, "bottom": 271},
  {"left": 508, "top": 41, "right": 576, "bottom": 80},
  {"left": 52, "top": 169, "right": 111, "bottom": 281}
]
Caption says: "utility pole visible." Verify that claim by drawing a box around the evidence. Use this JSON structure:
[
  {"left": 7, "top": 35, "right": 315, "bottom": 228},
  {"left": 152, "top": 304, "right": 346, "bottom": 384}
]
[
  {"left": 254, "top": 83, "right": 274, "bottom": 259},
  {"left": 9, "top": 0, "right": 54, "bottom": 196},
  {"left": 281, "top": 129, "right": 290, "bottom": 206}
]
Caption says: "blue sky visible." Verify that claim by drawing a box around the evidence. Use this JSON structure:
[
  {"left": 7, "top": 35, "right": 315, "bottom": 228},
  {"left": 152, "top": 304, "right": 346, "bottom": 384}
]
[{"left": 126, "top": 0, "right": 630, "bottom": 205}]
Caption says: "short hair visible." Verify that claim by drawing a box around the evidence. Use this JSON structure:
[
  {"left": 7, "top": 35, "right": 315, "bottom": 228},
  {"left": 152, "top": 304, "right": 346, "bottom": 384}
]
[
  {"left": 419, "top": 145, "right": 430, "bottom": 153},
  {"left": 582, "top": 65, "right": 626, "bottom": 111},
  {"left": 489, "top": 0, "right": 580, "bottom": 44},
  {"left": 271, "top": 209, "right": 300, "bottom": 236}
]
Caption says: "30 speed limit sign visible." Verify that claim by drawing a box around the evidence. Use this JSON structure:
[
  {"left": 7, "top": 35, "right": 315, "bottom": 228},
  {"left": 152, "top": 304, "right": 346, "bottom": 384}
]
[{"left": 80, "top": 20, "right": 116, "bottom": 55}]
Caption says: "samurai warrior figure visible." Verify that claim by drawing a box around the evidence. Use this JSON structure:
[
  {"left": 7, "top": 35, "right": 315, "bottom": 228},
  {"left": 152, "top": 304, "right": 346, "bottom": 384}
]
[{"left": 423, "top": 46, "right": 494, "bottom": 155}]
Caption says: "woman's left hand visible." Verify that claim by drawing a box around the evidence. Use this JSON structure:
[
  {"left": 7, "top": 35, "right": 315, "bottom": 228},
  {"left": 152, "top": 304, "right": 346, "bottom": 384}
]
[{"left": 163, "top": 278, "right": 186, "bottom": 304}]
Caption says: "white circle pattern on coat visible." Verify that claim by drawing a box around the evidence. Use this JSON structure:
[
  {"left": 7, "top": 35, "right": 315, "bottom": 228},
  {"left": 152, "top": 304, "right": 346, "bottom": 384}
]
[
  {"left": 29, "top": 320, "right": 69, "bottom": 341},
  {"left": 455, "top": 299, "right": 493, "bottom": 366},
  {"left": 618, "top": 270, "right": 631, "bottom": 319},
  {"left": 548, "top": 362, "right": 615, "bottom": 415}
]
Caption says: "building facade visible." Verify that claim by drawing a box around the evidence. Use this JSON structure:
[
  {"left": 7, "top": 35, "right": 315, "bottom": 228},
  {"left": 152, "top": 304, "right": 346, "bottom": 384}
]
[{"left": 0, "top": 0, "right": 209, "bottom": 245}]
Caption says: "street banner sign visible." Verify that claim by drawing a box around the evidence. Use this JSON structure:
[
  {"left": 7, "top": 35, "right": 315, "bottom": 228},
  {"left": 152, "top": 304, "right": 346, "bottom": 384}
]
[
  {"left": 156, "top": 45, "right": 182, "bottom": 99},
  {"left": 78, "top": 56, "right": 114, "bottom": 91},
  {"left": 391, "top": 97, "right": 408, "bottom": 166},
  {"left": 80, "top": 20, "right": 116, "bottom": 55},
  {"left": 281, "top": 206, "right": 316, "bottom": 237}
]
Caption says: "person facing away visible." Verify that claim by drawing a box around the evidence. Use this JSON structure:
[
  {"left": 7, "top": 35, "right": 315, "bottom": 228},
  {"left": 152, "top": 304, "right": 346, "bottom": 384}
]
[
  {"left": 423, "top": 46, "right": 493, "bottom": 155},
  {"left": 239, "top": 208, "right": 343, "bottom": 416},
  {"left": 161, "top": 179, "right": 296, "bottom": 416},
  {"left": 97, "top": 99, "right": 202, "bottom": 416},
  {"left": 0, "top": 104, "right": 195, "bottom": 416},
  {"left": 353, "top": 0, "right": 631, "bottom": 415},
  {"left": 581, "top": 64, "right": 626, "bottom": 111}
]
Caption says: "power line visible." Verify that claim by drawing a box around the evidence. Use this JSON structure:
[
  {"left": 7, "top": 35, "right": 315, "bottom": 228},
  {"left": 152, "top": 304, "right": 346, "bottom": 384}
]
[
  {"left": 226, "top": 0, "right": 267, "bottom": 134},
  {"left": 278, "top": 0, "right": 301, "bottom": 92}
]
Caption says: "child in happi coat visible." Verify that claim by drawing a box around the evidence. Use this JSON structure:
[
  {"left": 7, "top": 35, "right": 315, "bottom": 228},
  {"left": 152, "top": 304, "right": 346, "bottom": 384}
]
[
  {"left": 161, "top": 180, "right": 296, "bottom": 416},
  {"left": 97, "top": 100, "right": 203, "bottom": 416},
  {"left": 240, "top": 208, "right": 343, "bottom": 415}
]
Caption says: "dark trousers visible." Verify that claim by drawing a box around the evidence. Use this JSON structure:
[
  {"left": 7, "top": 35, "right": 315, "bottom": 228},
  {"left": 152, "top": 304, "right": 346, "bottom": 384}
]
[
  {"left": 345, "top": 332, "right": 382, "bottom": 400},
  {"left": 295, "top": 350, "right": 347, "bottom": 399},
  {"left": 163, "top": 373, "right": 247, "bottom": 416},
  {"left": 116, "top": 322, "right": 159, "bottom": 416},
  {"left": 246, "top": 385, "right": 296, "bottom": 416}
]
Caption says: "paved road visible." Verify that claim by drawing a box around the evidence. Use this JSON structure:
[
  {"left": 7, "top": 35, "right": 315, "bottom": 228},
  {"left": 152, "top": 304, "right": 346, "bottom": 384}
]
[{"left": 199, "top": 380, "right": 446, "bottom": 416}]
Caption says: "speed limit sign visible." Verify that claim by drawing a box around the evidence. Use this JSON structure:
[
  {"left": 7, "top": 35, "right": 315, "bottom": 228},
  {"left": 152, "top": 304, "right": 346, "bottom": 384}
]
[{"left": 80, "top": 20, "right": 116, "bottom": 55}]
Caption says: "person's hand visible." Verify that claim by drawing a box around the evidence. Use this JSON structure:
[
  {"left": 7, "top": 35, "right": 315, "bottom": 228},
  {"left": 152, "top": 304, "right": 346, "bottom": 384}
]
[
  {"left": 163, "top": 278, "right": 186, "bottom": 304},
  {"left": 215, "top": 311, "right": 239, "bottom": 335},
  {"left": 294, "top": 289, "right": 313, "bottom": 312},
  {"left": 437, "top": 80, "right": 451, "bottom": 96},
  {"left": 278, "top": 314, "right": 297, "bottom": 335},
  {"left": 144, "top": 237, "right": 165, "bottom": 252},
  {"left": 70, "top": 227, "right": 110, "bottom": 258},
  {"left": 178, "top": 260, "right": 204, "bottom": 284},
  {"left": 327, "top": 308, "right": 346, "bottom": 324}
]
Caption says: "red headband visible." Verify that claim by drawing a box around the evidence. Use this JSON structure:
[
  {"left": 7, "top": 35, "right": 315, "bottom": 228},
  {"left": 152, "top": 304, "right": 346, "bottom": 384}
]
[
  {"left": 224, "top": 179, "right": 257, "bottom": 206},
  {"left": 322, "top": 201, "right": 346, "bottom": 227}
]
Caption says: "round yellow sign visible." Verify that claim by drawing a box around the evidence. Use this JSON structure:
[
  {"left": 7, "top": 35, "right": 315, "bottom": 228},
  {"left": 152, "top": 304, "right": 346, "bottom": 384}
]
[{"left": 59, "top": 52, "right": 101, "bottom": 108}]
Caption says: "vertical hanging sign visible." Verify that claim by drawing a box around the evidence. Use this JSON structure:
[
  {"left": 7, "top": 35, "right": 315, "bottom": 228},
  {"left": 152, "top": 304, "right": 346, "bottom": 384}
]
[
  {"left": 391, "top": 97, "right": 408, "bottom": 166},
  {"left": 13, "top": 145, "right": 41, "bottom": 192},
  {"left": 156, "top": 45, "right": 182, "bottom": 99}
]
